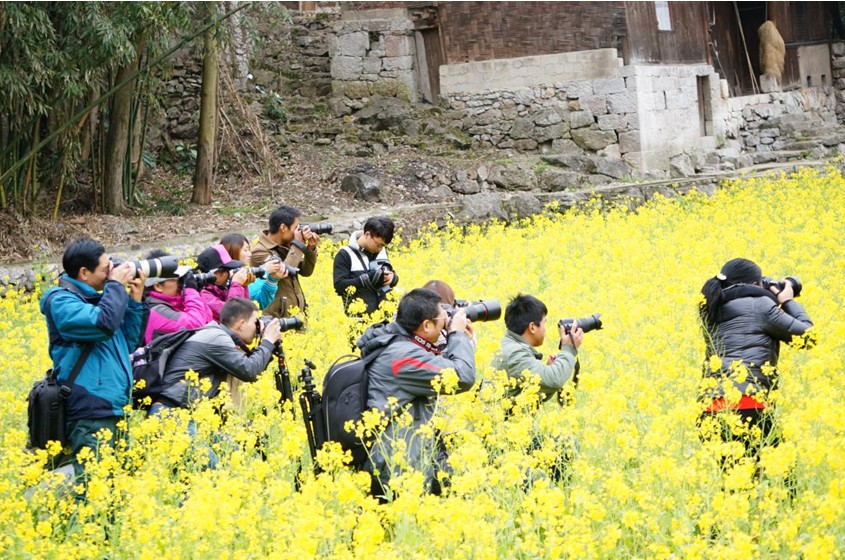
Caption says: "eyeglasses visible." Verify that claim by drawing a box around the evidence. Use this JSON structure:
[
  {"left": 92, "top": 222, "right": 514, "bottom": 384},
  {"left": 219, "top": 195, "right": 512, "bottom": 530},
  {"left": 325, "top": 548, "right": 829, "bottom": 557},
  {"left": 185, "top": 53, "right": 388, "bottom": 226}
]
[{"left": 430, "top": 314, "right": 449, "bottom": 326}]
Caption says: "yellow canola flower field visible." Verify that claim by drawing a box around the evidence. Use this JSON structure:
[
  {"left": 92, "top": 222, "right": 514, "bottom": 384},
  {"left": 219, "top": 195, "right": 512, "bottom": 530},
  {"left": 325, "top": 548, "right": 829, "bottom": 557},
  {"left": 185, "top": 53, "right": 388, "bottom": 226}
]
[{"left": 1, "top": 165, "right": 843, "bottom": 559}]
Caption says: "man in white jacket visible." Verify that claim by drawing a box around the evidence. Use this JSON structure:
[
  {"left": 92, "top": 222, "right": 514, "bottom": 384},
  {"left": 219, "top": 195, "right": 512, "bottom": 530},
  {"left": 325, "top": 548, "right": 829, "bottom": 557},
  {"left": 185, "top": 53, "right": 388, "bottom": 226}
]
[{"left": 332, "top": 216, "right": 399, "bottom": 316}]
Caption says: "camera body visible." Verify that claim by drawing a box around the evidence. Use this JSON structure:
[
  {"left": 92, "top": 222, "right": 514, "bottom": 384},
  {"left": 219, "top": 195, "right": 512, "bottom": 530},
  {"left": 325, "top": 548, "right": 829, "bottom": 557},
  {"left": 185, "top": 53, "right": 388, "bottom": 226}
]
[
  {"left": 559, "top": 313, "right": 603, "bottom": 335},
  {"left": 369, "top": 259, "right": 394, "bottom": 296},
  {"left": 762, "top": 275, "right": 802, "bottom": 297},
  {"left": 111, "top": 256, "right": 180, "bottom": 279},
  {"left": 443, "top": 299, "right": 502, "bottom": 323}
]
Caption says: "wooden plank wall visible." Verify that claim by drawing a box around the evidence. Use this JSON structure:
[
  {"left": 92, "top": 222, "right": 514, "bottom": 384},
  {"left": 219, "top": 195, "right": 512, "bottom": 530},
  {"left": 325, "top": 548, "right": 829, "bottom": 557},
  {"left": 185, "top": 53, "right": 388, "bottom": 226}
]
[
  {"left": 624, "top": 1, "right": 710, "bottom": 64},
  {"left": 436, "top": 1, "right": 627, "bottom": 64}
]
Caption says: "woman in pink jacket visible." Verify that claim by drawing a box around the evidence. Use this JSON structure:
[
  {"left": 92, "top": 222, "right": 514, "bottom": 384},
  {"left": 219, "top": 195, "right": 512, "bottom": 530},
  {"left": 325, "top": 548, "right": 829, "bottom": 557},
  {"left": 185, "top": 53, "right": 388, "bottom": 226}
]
[
  {"left": 196, "top": 244, "right": 250, "bottom": 322},
  {"left": 143, "top": 251, "right": 213, "bottom": 345}
]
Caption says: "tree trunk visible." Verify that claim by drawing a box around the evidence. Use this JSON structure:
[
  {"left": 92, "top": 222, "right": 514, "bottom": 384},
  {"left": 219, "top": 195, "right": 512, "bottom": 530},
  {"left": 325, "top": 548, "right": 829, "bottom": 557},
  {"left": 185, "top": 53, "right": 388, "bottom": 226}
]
[
  {"left": 192, "top": 3, "right": 219, "bottom": 206},
  {"left": 104, "top": 51, "right": 141, "bottom": 214}
]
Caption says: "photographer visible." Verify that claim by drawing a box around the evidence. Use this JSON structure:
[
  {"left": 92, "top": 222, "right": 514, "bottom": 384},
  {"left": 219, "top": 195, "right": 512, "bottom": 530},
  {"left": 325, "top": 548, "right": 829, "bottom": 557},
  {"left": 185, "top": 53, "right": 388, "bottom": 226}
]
[
  {"left": 152, "top": 297, "right": 281, "bottom": 411},
  {"left": 251, "top": 205, "right": 320, "bottom": 319},
  {"left": 40, "top": 238, "right": 146, "bottom": 476},
  {"left": 491, "top": 294, "right": 583, "bottom": 401},
  {"left": 333, "top": 216, "right": 398, "bottom": 316},
  {"left": 142, "top": 249, "right": 212, "bottom": 345},
  {"left": 196, "top": 244, "right": 250, "bottom": 322},
  {"left": 220, "top": 233, "right": 287, "bottom": 310},
  {"left": 358, "top": 288, "right": 476, "bottom": 496},
  {"left": 697, "top": 258, "right": 813, "bottom": 465}
]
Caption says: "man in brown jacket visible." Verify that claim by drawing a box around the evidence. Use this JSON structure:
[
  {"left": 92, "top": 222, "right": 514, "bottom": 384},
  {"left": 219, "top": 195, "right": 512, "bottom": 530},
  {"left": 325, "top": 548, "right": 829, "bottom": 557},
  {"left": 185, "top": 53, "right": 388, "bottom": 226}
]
[{"left": 250, "top": 204, "right": 321, "bottom": 318}]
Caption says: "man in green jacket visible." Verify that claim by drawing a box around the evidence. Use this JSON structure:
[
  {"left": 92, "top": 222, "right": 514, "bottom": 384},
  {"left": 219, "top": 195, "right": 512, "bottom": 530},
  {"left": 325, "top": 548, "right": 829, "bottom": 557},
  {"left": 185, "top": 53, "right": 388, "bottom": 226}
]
[
  {"left": 491, "top": 294, "right": 584, "bottom": 483},
  {"left": 492, "top": 294, "right": 583, "bottom": 401}
]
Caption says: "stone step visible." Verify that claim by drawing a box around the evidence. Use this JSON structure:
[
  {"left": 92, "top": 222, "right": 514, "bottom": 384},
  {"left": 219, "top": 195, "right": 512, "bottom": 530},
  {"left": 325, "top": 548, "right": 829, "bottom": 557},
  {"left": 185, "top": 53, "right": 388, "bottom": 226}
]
[{"left": 750, "top": 149, "right": 807, "bottom": 165}]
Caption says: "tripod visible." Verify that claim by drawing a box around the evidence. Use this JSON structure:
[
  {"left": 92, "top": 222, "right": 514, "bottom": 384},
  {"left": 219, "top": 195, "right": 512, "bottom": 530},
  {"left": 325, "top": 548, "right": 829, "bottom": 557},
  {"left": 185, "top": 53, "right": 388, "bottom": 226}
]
[{"left": 299, "top": 360, "right": 327, "bottom": 474}]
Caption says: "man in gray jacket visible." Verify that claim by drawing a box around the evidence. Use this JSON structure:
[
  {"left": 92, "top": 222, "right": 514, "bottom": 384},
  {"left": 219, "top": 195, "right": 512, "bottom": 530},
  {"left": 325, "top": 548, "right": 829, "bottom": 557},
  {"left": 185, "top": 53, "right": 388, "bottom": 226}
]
[
  {"left": 357, "top": 288, "right": 476, "bottom": 497},
  {"left": 154, "top": 297, "right": 282, "bottom": 410},
  {"left": 492, "top": 294, "right": 583, "bottom": 402}
]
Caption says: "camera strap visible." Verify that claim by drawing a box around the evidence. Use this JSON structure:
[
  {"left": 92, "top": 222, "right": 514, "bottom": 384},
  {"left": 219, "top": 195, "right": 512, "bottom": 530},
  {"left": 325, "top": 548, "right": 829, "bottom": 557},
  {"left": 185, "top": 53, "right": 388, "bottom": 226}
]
[{"left": 43, "top": 289, "right": 95, "bottom": 397}]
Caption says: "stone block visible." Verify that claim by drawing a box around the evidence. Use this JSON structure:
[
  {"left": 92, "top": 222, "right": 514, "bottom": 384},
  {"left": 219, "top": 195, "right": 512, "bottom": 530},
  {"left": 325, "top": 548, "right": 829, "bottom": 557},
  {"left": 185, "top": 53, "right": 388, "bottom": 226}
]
[
  {"left": 669, "top": 154, "right": 695, "bottom": 177},
  {"left": 509, "top": 117, "right": 536, "bottom": 139},
  {"left": 334, "top": 32, "right": 369, "bottom": 58},
  {"left": 504, "top": 194, "right": 543, "bottom": 219},
  {"left": 488, "top": 163, "right": 537, "bottom": 190},
  {"left": 665, "top": 89, "right": 695, "bottom": 110},
  {"left": 450, "top": 179, "right": 481, "bottom": 195},
  {"left": 550, "top": 138, "right": 583, "bottom": 154},
  {"left": 362, "top": 57, "right": 381, "bottom": 74},
  {"left": 618, "top": 131, "right": 641, "bottom": 153},
  {"left": 592, "top": 155, "right": 630, "bottom": 179},
  {"left": 539, "top": 169, "right": 583, "bottom": 192},
  {"left": 384, "top": 34, "right": 412, "bottom": 57},
  {"left": 533, "top": 122, "right": 567, "bottom": 143},
  {"left": 534, "top": 109, "right": 563, "bottom": 126},
  {"left": 571, "top": 129, "right": 617, "bottom": 151},
  {"left": 331, "top": 56, "right": 363, "bottom": 80},
  {"left": 460, "top": 193, "right": 508, "bottom": 222},
  {"left": 579, "top": 95, "right": 609, "bottom": 115},
  {"left": 832, "top": 42, "right": 845, "bottom": 56},
  {"left": 382, "top": 56, "right": 414, "bottom": 71},
  {"left": 565, "top": 81, "right": 594, "bottom": 99},
  {"left": 570, "top": 110, "right": 595, "bottom": 129},
  {"left": 597, "top": 113, "right": 628, "bottom": 131},
  {"left": 607, "top": 91, "right": 638, "bottom": 114},
  {"left": 592, "top": 77, "right": 626, "bottom": 95}
]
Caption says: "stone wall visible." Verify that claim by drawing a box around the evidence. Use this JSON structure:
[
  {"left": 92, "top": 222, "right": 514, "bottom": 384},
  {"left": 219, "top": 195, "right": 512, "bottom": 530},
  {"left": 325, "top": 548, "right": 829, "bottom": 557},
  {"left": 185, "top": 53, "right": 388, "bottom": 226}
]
[
  {"left": 442, "top": 52, "right": 722, "bottom": 173},
  {"left": 328, "top": 9, "right": 418, "bottom": 108},
  {"left": 832, "top": 42, "right": 845, "bottom": 123},
  {"left": 442, "top": 49, "right": 839, "bottom": 175},
  {"left": 440, "top": 49, "right": 622, "bottom": 96},
  {"left": 719, "top": 89, "right": 838, "bottom": 155}
]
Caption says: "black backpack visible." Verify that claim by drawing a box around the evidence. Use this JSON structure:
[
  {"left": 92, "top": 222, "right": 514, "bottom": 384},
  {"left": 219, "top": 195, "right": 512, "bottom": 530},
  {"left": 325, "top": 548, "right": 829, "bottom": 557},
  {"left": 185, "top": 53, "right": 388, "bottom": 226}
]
[
  {"left": 320, "top": 342, "right": 392, "bottom": 468},
  {"left": 131, "top": 328, "right": 198, "bottom": 407}
]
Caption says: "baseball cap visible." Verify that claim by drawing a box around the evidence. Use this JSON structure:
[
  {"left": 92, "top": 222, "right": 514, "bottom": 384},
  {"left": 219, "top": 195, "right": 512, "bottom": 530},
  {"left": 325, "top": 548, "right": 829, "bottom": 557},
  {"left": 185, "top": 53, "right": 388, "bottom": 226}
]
[{"left": 197, "top": 244, "right": 243, "bottom": 273}]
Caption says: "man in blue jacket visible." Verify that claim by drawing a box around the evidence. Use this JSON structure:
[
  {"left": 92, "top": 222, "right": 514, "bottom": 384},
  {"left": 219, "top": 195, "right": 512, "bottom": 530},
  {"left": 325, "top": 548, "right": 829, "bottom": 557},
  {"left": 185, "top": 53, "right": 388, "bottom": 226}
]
[{"left": 41, "top": 238, "right": 146, "bottom": 476}]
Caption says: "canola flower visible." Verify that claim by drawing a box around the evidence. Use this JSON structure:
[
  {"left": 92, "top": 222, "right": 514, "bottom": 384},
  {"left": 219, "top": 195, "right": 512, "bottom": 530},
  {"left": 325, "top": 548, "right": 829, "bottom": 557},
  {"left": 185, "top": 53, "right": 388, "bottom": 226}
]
[{"left": 0, "top": 165, "right": 843, "bottom": 558}]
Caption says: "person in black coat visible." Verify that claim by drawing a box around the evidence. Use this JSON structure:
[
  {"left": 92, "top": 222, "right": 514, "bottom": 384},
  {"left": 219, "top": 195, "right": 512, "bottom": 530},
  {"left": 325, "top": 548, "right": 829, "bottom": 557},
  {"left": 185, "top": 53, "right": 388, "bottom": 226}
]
[{"left": 697, "top": 257, "right": 813, "bottom": 467}]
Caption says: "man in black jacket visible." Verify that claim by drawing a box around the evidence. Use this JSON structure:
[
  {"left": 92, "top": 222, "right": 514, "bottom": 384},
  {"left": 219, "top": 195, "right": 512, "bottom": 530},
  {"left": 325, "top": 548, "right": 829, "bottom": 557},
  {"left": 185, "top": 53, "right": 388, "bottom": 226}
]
[
  {"left": 153, "top": 298, "right": 281, "bottom": 410},
  {"left": 333, "top": 216, "right": 398, "bottom": 316}
]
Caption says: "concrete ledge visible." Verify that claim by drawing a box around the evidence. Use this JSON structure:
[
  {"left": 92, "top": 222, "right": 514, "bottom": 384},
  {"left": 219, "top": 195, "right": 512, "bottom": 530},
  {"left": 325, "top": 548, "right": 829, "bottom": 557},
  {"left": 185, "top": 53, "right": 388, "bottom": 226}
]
[{"left": 441, "top": 49, "right": 623, "bottom": 96}]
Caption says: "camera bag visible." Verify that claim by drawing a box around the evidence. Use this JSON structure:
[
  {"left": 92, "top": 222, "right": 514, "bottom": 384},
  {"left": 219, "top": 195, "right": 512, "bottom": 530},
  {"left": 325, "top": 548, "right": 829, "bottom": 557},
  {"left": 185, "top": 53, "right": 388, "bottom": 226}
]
[
  {"left": 27, "top": 344, "right": 93, "bottom": 450},
  {"left": 131, "top": 327, "right": 200, "bottom": 408}
]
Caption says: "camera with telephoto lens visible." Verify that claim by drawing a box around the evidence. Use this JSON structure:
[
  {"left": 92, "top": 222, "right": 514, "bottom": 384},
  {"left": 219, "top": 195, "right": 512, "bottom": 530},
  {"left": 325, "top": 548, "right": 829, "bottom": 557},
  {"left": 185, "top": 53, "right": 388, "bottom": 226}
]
[
  {"left": 259, "top": 314, "right": 304, "bottom": 333},
  {"left": 111, "top": 255, "right": 180, "bottom": 279},
  {"left": 559, "top": 313, "right": 603, "bottom": 335},
  {"left": 263, "top": 256, "right": 299, "bottom": 278},
  {"left": 443, "top": 299, "right": 502, "bottom": 322},
  {"left": 762, "top": 276, "right": 802, "bottom": 297},
  {"left": 299, "top": 223, "right": 333, "bottom": 235}
]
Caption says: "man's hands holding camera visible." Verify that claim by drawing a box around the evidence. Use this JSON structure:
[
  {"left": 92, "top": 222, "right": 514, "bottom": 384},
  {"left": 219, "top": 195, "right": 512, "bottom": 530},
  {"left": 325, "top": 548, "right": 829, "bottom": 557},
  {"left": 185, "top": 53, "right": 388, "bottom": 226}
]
[
  {"left": 294, "top": 224, "right": 320, "bottom": 251},
  {"left": 258, "top": 318, "right": 282, "bottom": 345},
  {"left": 559, "top": 321, "right": 584, "bottom": 350},
  {"left": 447, "top": 308, "right": 475, "bottom": 338},
  {"left": 109, "top": 262, "right": 145, "bottom": 302}
]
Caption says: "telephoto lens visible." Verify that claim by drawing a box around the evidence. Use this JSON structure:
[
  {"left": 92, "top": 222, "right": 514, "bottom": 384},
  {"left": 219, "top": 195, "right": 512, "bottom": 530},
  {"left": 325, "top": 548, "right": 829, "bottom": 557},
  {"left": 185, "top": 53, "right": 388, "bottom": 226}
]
[
  {"left": 112, "top": 255, "right": 181, "bottom": 279},
  {"left": 301, "top": 223, "right": 333, "bottom": 235},
  {"left": 260, "top": 314, "right": 304, "bottom": 332},
  {"left": 463, "top": 300, "right": 502, "bottom": 322},
  {"left": 559, "top": 313, "right": 603, "bottom": 334},
  {"left": 246, "top": 266, "right": 267, "bottom": 279},
  {"left": 188, "top": 271, "right": 218, "bottom": 287},
  {"left": 762, "top": 276, "right": 802, "bottom": 298}
]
